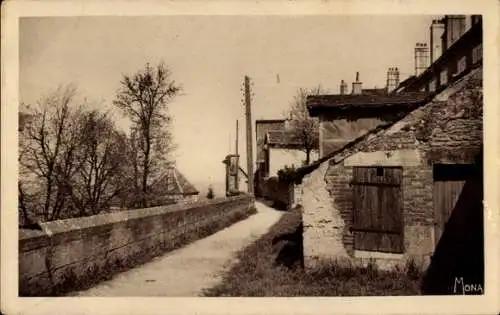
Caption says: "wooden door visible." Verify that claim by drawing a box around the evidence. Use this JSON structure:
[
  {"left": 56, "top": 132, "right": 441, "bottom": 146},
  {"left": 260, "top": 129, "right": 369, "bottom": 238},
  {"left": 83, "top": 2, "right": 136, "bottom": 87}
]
[
  {"left": 433, "top": 164, "right": 475, "bottom": 247},
  {"left": 352, "top": 167, "right": 404, "bottom": 253}
]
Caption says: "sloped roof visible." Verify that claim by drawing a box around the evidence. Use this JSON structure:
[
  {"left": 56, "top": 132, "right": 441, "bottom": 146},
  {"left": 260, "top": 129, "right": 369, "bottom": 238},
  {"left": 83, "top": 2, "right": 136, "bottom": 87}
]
[
  {"left": 393, "top": 75, "right": 418, "bottom": 93},
  {"left": 289, "top": 65, "right": 482, "bottom": 183},
  {"left": 361, "top": 88, "right": 388, "bottom": 96},
  {"left": 157, "top": 167, "right": 199, "bottom": 196},
  {"left": 256, "top": 119, "right": 287, "bottom": 162},
  {"left": 306, "top": 92, "right": 429, "bottom": 117},
  {"left": 265, "top": 130, "right": 319, "bottom": 150}
]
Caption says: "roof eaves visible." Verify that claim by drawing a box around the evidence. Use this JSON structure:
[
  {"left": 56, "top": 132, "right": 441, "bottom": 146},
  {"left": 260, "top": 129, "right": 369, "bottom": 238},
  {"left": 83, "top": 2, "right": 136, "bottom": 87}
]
[{"left": 307, "top": 98, "right": 428, "bottom": 117}]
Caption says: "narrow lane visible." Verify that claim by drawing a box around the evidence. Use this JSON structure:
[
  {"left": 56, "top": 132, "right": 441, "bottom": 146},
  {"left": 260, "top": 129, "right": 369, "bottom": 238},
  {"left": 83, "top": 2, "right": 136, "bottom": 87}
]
[{"left": 72, "top": 202, "right": 283, "bottom": 296}]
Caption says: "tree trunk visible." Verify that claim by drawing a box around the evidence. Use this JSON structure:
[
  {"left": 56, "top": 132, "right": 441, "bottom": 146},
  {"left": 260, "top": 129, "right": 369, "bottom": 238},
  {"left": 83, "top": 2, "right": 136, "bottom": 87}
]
[
  {"left": 18, "top": 183, "right": 33, "bottom": 226},
  {"left": 305, "top": 149, "right": 311, "bottom": 165},
  {"left": 142, "top": 135, "right": 151, "bottom": 208}
]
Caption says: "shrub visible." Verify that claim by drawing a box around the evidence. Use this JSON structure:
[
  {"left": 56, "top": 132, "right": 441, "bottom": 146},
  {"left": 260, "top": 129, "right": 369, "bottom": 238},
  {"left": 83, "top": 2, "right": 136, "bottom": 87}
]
[
  {"left": 277, "top": 165, "right": 297, "bottom": 183},
  {"left": 206, "top": 185, "right": 215, "bottom": 199}
]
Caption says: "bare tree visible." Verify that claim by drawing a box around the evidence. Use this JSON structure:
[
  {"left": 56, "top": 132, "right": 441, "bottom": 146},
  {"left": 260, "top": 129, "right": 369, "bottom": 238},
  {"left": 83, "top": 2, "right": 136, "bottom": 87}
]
[
  {"left": 113, "top": 62, "right": 181, "bottom": 207},
  {"left": 68, "top": 110, "right": 128, "bottom": 216},
  {"left": 286, "top": 86, "right": 325, "bottom": 165},
  {"left": 19, "top": 85, "right": 83, "bottom": 221},
  {"left": 19, "top": 85, "right": 133, "bottom": 223}
]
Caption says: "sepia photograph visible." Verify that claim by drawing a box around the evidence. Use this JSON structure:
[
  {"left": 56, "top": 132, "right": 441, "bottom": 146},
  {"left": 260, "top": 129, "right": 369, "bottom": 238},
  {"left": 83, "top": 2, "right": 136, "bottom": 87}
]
[{"left": 2, "top": 1, "right": 499, "bottom": 314}]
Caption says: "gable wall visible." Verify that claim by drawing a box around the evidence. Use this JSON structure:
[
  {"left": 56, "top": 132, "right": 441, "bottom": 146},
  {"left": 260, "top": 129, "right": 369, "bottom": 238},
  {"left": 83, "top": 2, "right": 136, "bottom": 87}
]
[{"left": 301, "top": 127, "right": 436, "bottom": 270}]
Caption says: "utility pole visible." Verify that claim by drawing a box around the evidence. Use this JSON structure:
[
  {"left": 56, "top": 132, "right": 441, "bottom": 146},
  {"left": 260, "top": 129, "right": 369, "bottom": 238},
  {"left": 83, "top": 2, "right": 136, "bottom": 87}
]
[
  {"left": 244, "top": 76, "right": 254, "bottom": 194},
  {"left": 235, "top": 120, "right": 239, "bottom": 191},
  {"left": 235, "top": 120, "right": 239, "bottom": 156}
]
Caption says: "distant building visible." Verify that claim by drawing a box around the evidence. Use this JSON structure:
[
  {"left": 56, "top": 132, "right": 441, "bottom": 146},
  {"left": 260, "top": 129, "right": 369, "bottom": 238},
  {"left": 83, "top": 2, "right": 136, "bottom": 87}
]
[
  {"left": 263, "top": 129, "right": 319, "bottom": 178},
  {"left": 308, "top": 71, "right": 428, "bottom": 158},
  {"left": 254, "top": 119, "right": 319, "bottom": 197},
  {"left": 254, "top": 119, "right": 286, "bottom": 196},
  {"left": 153, "top": 167, "right": 200, "bottom": 204}
]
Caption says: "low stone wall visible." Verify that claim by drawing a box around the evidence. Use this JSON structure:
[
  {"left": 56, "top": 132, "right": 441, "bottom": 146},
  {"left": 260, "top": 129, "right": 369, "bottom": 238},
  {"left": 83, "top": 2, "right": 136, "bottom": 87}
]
[
  {"left": 260, "top": 177, "right": 294, "bottom": 210},
  {"left": 19, "top": 194, "right": 256, "bottom": 296}
]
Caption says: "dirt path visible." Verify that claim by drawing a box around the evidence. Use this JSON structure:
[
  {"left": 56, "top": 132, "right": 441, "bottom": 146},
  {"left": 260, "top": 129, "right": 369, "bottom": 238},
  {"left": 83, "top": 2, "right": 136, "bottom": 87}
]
[{"left": 72, "top": 201, "right": 283, "bottom": 297}]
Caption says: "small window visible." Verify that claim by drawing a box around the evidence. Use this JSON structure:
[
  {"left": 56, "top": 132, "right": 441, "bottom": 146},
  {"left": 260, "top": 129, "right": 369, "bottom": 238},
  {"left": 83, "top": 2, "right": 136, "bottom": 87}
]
[
  {"left": 429, "top": 79, "right": 437, "bottom": 92},
  {"left": 440, "top": 69, "right": 448, "bottom": 86},
  {"left": 457, "top": 56, "right": 467, "bottom": 74}
]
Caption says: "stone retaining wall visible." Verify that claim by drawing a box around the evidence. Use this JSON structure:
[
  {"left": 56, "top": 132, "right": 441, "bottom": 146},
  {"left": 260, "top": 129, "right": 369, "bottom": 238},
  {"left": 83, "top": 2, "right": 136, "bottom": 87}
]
[
  {"left": 19, "top": 195, "right": 256, "bottom": 296},
  {"left": 260, "top": 177, "right": 294, "bottom": 209}
]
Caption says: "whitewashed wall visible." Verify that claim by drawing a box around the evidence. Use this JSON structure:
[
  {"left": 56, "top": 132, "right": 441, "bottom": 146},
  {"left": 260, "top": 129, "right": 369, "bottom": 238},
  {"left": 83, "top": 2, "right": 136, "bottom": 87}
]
[{"left": 268, "top": 148, "right": 319, "bottom": 177}]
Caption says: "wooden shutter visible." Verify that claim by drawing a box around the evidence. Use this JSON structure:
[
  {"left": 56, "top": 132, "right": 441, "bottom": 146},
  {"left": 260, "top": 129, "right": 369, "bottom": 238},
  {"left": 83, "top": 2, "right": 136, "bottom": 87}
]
[{"left": 352, "top": 167, "right": 404, "bottom": 253}]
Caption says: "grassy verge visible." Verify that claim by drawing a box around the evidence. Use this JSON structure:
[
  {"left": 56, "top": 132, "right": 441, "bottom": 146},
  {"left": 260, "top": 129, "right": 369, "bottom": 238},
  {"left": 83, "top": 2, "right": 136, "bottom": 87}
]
[{"left": 203, "top": 207, "right": 422, "bottom": 296}]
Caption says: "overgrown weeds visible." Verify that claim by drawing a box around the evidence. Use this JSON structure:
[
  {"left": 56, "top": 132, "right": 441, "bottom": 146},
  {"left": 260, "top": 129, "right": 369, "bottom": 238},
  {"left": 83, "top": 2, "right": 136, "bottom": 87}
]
[{"left": 203, "top": 207, "right": 422, "bottom": 296}]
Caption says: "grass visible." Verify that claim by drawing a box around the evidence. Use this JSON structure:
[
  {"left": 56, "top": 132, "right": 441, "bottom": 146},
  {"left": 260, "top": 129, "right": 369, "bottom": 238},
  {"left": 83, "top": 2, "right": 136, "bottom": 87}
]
[{"left": 203, "top": 206, "right": 422, "bottom": 296}]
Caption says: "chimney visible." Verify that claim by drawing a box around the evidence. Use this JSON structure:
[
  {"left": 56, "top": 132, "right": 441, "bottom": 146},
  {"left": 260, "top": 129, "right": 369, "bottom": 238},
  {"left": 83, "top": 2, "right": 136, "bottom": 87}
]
[
  {"left": 414, "top": 42, "right": 430, "bottom": 76},
  {"left": 339, "top": 79, "right": 348, "bottom": 95},
  {"left": 430, "top": 19, "right": 445, "bottom": 63},
  {"left": 386, "top": 67, "right": 400, "bottom": 94},
  {"left": 441, "top": 15, "right": 468, "bottom": 51},
  {"left": 351, "top": 72, "right": 362, "bottom": 95}
]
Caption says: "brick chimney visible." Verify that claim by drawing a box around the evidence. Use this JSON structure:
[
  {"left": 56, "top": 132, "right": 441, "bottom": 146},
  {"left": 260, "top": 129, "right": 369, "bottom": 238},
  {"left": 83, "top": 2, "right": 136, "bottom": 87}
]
[
  {"left": 414, "top": 42, "right": 430, "bottom": 76},
  {"left": 386, "top": 67, "right": 400, "bottom": 94},
  {"left": 430, "top": 19, "right": 445, "bottom": 63},
  {"left": 443, "top": 15, "right": 467, "bottom": 51},
  {"left": 351, "top": 72, "right": 362, "bottom": 95},
  {"left": 339, "top": 79, "right": 348, "bottom": 95}
]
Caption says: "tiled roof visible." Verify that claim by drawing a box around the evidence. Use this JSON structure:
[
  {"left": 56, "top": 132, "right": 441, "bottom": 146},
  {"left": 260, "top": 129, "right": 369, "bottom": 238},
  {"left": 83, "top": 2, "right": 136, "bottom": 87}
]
[
  {"left": 157, "top": 167, "right": 199, "bottom": 196},
  {"left": 266, "top": 130, "right": 319, "bottom": 149},
  {"left": 394, "top": 76, "right": 418, "bottom": 93},
  {"left": 361, "top": 88, "right": 388, "bottom": 96},
  {"left": 306, "top": 92, "right": 429, "bottom": 116},
  {"left": 256, "top": 119, "right": 286, "bottom": 162}
]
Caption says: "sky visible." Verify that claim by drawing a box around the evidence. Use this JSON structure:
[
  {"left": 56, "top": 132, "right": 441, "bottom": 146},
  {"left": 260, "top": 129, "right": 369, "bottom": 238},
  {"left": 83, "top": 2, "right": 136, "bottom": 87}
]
[{"left": 19, "top": 15, "right": 435, "bottom": 190}]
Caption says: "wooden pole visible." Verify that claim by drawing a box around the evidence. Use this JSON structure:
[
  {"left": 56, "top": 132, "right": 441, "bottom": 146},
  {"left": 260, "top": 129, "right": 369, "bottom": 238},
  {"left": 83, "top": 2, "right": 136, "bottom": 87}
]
[
  {"left": 235, "top": 120, "right": 239, "bottom": 156},
  {"left": 244, "top": 76, "right": 254, "bottom": 194},
  {"left": 235, "top": 119, "right": 239, "bottom": 191}
]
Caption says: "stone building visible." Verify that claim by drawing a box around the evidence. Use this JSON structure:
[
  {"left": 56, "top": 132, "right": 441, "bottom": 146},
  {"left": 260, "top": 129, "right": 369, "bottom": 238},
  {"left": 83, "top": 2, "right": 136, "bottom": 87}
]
[{"left": 294, "top": 14, "right": 483, "bottom": 270}]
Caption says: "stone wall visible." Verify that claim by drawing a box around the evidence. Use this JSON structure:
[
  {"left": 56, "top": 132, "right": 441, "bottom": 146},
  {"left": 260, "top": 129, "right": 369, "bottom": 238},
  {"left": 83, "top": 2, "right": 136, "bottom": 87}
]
[
  {"left": 301, "top": 162, "right": 350, "bottom": 268},
  {"left": 301, "top": 148, "right": 436, "bottom": 270},
  {"left": 260, "top": 177, "right": 294, "bottom": 210},
  {"left": 19, "top": 194, "right": 256, "bottom": 296}
]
